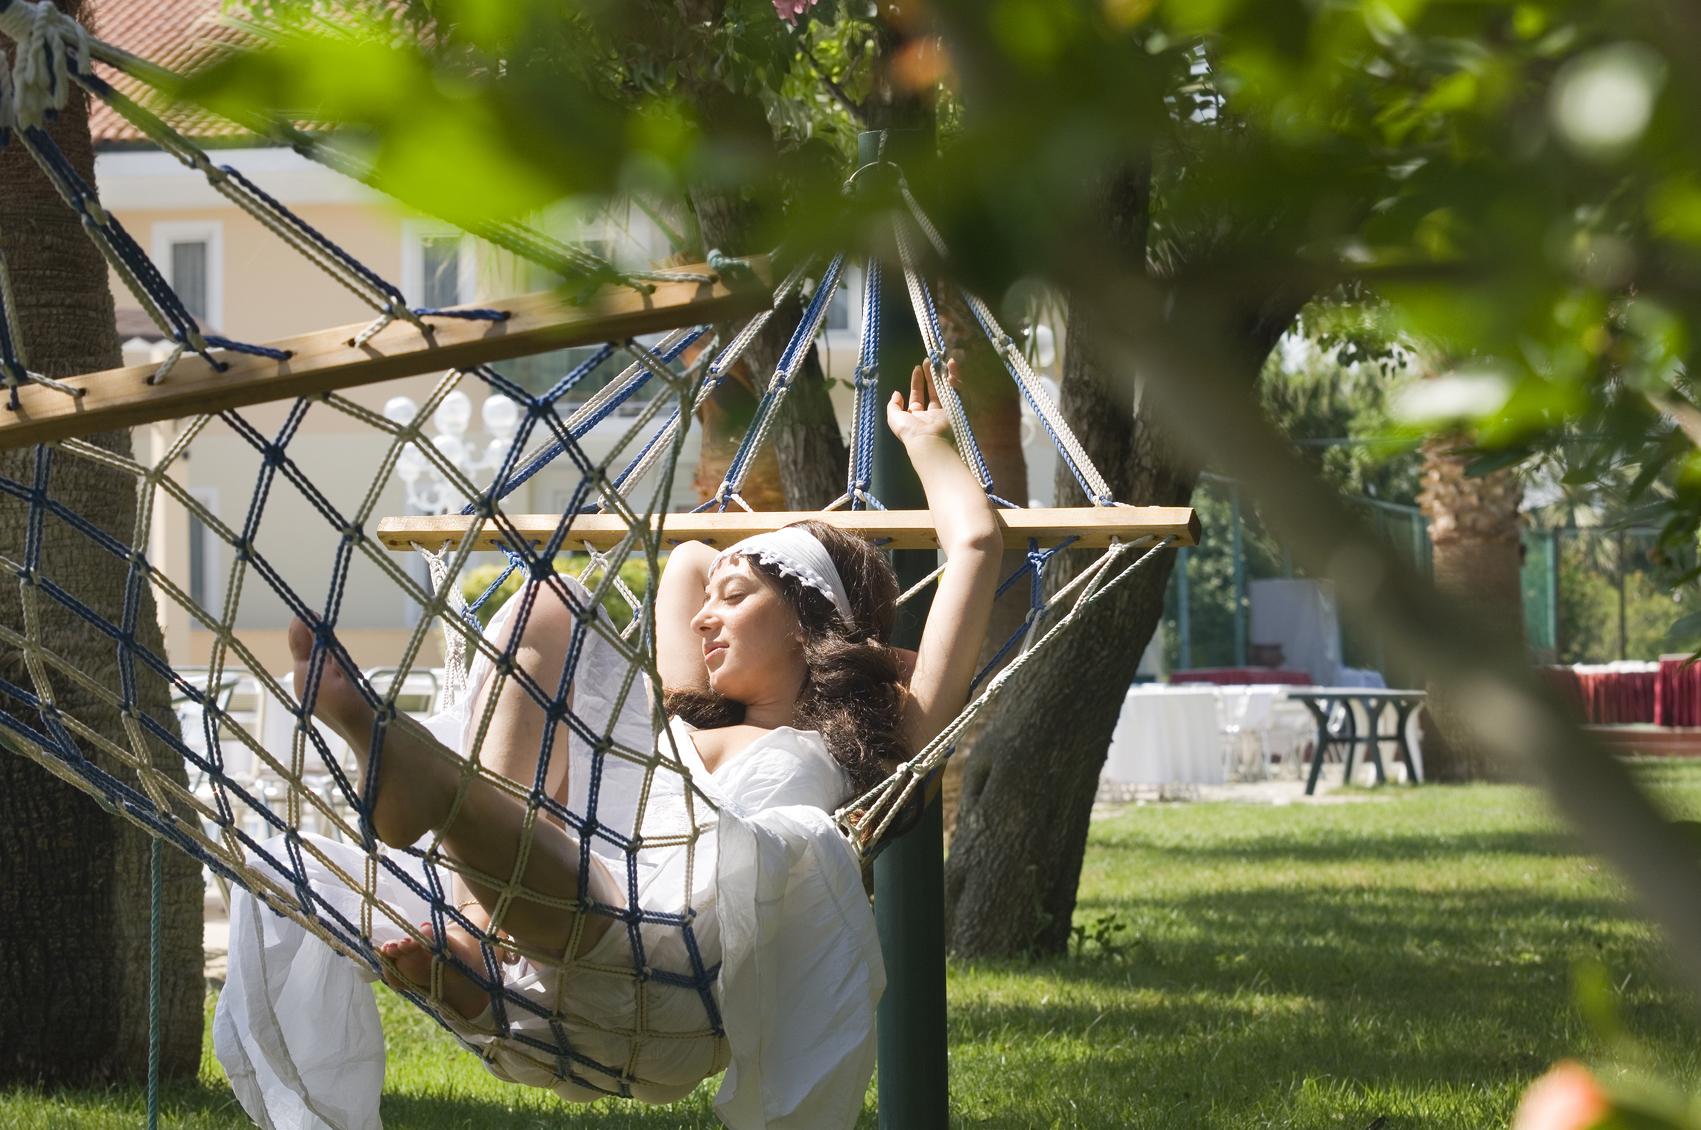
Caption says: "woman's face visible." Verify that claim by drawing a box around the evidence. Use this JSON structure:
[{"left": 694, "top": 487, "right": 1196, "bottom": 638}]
[{"left": 691, "top": 555, "right": 808, "bottom": 708}]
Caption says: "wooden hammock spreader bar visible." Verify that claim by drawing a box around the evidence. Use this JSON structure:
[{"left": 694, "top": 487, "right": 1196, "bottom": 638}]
[
  {"left": 0, "top": 258, "right": 769, "bottom": 450},
  {"left": 376, "top": 505, "right": 1201, "bottom": 553}
]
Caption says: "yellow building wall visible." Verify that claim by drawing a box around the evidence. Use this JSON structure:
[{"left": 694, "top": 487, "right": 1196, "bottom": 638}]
[{"left": 100, "top": 192, "right": 860, "bottom": 676}]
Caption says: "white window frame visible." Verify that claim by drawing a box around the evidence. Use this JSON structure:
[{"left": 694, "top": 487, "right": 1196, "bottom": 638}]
[
  {"left": 820, "top": 263, "right": 862, "bottom": 346},
  {"left": 150, "top": 219, "right": 225, "bottom": 332},
  {"left": 402, "top": 221, "right": 479, "bottom": 308},
  {"left": 186, "top": 485, "right": 221, "bottom": 612}
]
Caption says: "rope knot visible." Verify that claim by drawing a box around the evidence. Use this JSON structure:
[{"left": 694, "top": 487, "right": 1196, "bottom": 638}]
[
  {"left": 0, "top": 0, "right": 91, "bottom": 131},
  {"left": 705, "top": 249, "right": 757, "bottom": 285}
]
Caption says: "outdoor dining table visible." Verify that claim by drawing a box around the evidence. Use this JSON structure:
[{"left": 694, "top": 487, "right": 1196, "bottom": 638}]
[
  {"left": 1288, "top": 688, "right": 1427, "bottom": 796},
  {"left": 1102, "top": 684, "right": 1226, "bottom": 793}
]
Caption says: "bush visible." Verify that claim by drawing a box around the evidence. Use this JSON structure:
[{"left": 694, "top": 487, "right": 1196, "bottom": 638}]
[{"left": 459, "top": 553, "right": 659, "bottom": 633}]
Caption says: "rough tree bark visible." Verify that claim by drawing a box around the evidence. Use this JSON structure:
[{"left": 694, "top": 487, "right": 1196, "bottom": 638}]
[
  {"left": 683, "top": 187, "right": 783, "bottom": 509},
  {"left": 934, "top": 287, "right": 1028, "bottom": 834},
  {"left": 0, "top": 0, "right": 203, "bottom": 1083},
  {"left": 944, "top": 167, "right": 1305, "bottom": 957},
  {"left": 686, "top": 188, "right": 847, "bottom": 511},
  {"left": 1417, "top": 429, "right": 1524, "bottom": 781},
  {"left": 677, "top": 73, "right": 847, "bottom": 511}
]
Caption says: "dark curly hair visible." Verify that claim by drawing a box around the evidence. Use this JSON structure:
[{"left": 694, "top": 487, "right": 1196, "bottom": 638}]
[{"left": 662, "top": 520, "right": 906, "bottom": 796}]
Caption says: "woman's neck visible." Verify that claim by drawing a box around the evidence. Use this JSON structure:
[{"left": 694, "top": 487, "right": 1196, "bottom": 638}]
[{"left": 740, "top": 698, "right": 798, "bottom": 731}]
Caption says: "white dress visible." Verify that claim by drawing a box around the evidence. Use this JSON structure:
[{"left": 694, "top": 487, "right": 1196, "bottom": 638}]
[{"left": 213, "top": 586, "right": 885, "bottom": 1129}]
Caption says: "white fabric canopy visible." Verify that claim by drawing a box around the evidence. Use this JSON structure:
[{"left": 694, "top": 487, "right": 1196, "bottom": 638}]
[{"left": 1248, "top": 578, "right": 1341, "bottom": 683}]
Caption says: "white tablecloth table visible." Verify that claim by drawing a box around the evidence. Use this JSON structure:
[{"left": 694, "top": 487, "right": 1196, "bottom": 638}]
[{"left": 1102, "top": 685, "right": 1225, "bottom": 792}]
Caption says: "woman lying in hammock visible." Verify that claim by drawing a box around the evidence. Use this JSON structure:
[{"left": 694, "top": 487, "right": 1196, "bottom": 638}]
[{"left": 213, "top": 359, "right": 1001, "bottom": 1130}]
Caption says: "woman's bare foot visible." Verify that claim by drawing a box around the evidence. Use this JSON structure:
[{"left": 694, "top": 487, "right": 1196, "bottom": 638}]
[
  {"left": 379, "top": 923, "right": 499, "bottom": 1022},
  {"left": 288, "top": 617, "right": 454, "bottom": 847}
]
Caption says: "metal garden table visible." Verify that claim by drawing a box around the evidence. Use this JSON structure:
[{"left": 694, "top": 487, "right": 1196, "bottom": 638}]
[{"left": 1288, "top": 688, "right": 1427, "bottom": 796}]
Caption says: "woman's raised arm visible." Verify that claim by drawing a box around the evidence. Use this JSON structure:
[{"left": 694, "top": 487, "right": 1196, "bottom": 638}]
[
  {"left": 655, "top": 540, "right": 718, "bottom": 692},
  {"left": 885, "top": 359, "right": 1004, "bottom": 756}
]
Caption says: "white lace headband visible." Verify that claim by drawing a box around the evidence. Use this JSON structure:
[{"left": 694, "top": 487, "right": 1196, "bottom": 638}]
[{"left": 712, "top": 527, "right": 855, "bottom": 624}]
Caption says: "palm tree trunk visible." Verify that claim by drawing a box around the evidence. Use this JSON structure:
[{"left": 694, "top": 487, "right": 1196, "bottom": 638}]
[
  {"left": 1417, "top": 431, "right": 1524, "bottom": 781},
  {"left": 0, "top": 3, "right": 203, "bottom": 1082}
]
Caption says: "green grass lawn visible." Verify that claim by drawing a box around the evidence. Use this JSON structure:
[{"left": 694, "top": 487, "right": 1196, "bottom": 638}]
[{"left": 8, "top": 764, "right": 1701, "bottom": 1128}]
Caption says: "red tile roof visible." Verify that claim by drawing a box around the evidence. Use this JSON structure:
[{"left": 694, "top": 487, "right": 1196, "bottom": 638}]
[{"left": 88, "top": 0, "right": 257, "bottom": 146}]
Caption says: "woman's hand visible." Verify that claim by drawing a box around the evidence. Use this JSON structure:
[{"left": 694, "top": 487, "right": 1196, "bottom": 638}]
[
  {"left": 886, "top": 359, "right": 958, "bottom": 448},
  {"left": 880, "top": 354, "right": 1004, "bottom": 755}
]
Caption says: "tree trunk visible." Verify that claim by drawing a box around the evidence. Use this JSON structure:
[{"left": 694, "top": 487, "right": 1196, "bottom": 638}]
[
  {"left": 1417, "top": 431, "right": 1524, "bottom": 781},
  {"left": 0, "top": 3, "right": 204, "bottom": 1082},
  {"left": 943, "top": 167, "right": 1306, "bottom": 957},
  {"left": 944, "top": 166, "right": 1170, "bottom": 957},
  {"left": 934, "top": 287, "right": 1028, "bottom": 837},
  {"left": 686, "top": 189, "right": 846, "bottom": 511}
]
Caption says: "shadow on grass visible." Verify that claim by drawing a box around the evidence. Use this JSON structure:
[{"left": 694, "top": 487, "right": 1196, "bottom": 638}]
[
  {"left": 1090, "top": 827, "right": 1582, "bottom": 864},
  {"left": 380, "top": 1090, "right": 730, "bottom": 1128},
  {"left": 950, "top": 883, "right": 1696, "bottom": 1118},
  {"left": 1, "top": 1077, "right": 737, "bottom": 1129},
  {"left": 0, "top": 1079, "right": 248, "bottom": 1127}
]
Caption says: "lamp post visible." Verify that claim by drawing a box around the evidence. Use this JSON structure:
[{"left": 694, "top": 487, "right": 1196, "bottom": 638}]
[{"left": 383, "top": 388, "right": 522, "bottom": 515}]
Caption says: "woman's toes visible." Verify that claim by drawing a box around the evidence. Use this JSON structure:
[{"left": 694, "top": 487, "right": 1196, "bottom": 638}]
[
  {"left": 287, "top": 616, "right": 314, "bottom": 663},
  {"left": 378, "top": 925, "right": 491, "bottom": 1021}
]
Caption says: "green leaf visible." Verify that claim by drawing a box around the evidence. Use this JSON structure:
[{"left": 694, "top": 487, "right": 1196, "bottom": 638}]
[
  {"left": 1664, "top": 611, "right": 1701, "bottom": 648},
  {"left": 1421, "top": 70, "right": 1479, "bottom": 114},
  {"left": 1572, "top": 959, "right": 1625, "bottom": 1044},
  {"left": 1463, "top": 448, "right": 1527, "bottom": 478}
]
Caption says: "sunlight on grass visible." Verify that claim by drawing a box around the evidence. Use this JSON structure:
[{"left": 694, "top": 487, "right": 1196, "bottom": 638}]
[{"left": 6, "top": 764, "right": 1700, "bottom": 1128}]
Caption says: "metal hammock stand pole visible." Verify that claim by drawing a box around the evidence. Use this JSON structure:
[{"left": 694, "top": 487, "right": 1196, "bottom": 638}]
[{"left": 857, "top": 128, "right": 949, "bottom": 1130}]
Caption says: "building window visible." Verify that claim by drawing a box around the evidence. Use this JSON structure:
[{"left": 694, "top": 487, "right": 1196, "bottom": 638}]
[
  {"left": 420, "top": 235, "right": 463, "bottom": 308},
  {"left": 405, "top": 223, "right": 477, "bottom": 310},
  {"left": 403, "top": 551, "right": 432, "bottom": 629},
  {"left": 187, "top": 486, "right": 220, "bottom": 611},
  {"left": 171, "top": 242, "right": 209, "bottom": 322},
  {"left": 151, "top": 221, "right": 223, "bottom": 331},
  {"left": 822, "top": 266, "right": 859, "bottom": 333}
]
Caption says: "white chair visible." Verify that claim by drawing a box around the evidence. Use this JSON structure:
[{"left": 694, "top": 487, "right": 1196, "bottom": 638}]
[
  {"left": 365, "top": 666, "right": 442, "bottom": 718},
  {"left": 1218, "top": 688, "right": 1266, "bottom": 781},
  {"left": 250, "top": 671, "right": 358, "bottom": 839}
]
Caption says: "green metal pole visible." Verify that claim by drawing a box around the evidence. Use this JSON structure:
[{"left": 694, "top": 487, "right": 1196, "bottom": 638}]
[
  {"left": 1176, "top": 547, "right": 1192, "bottom": 669},
  {"left": 860, "top": 130, "right": 949, "bottom": 1130},
  {"left": 1618, "top": 530, "right": 1628, "bottom": 661},
  {"left": 1230, "top": 482, "right": 1247, "bottom": 667},
  {"left": 1548, "top": 528, "right": 1561, "bottom": 660},
  {"left": 147, "top": 837, "right": 162, "bottom": 1130}
]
